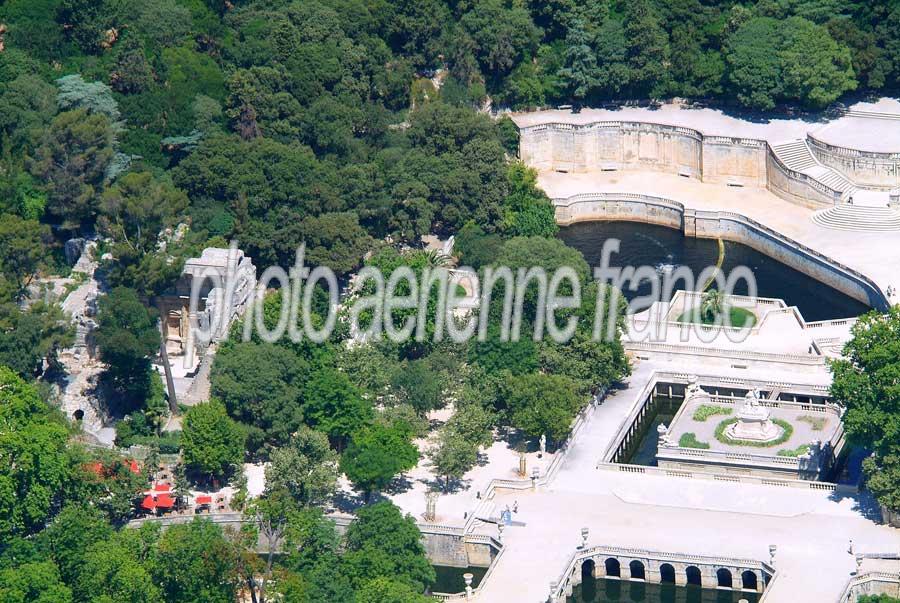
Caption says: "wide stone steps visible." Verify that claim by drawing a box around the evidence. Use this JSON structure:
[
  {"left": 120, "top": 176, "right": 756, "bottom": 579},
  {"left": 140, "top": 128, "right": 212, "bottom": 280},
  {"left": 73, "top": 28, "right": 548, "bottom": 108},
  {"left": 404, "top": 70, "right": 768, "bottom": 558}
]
[
  {"left": 772, "top": 140, "right": 818, "bottom": 171},
  {"left": 812, "top": 204, "right": 900, "bottom": 231}
]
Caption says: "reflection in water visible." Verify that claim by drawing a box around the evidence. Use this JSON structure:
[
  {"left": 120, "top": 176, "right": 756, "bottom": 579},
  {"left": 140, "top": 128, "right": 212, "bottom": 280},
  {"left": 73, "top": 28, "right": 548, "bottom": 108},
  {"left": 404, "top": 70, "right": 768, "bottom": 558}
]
[
  {"left": 431, "top": 565, "right": 488, "bottom": 593},
  {"left": 559, "top": 221, "right": 870, "bottom": 321},
  {"left": 568, "top": 577, "right": 761, "bottom": 603}
]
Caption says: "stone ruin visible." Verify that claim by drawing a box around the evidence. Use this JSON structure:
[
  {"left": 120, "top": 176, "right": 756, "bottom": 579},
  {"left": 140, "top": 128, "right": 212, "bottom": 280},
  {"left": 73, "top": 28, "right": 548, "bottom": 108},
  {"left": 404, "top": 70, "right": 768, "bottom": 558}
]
[{"left": 157, "top": 247, "right": 256, "bottom": 368}]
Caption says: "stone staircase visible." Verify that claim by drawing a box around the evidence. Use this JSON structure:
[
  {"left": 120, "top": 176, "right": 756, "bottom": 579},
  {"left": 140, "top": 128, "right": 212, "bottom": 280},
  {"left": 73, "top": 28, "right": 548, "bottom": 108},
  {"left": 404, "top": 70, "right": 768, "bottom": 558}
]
[
  {"left": 771, "top": 139, "right": 858, "bottom": 198},
  {"left": 812, "top": 204, "right": 900, "bottom": 232}
]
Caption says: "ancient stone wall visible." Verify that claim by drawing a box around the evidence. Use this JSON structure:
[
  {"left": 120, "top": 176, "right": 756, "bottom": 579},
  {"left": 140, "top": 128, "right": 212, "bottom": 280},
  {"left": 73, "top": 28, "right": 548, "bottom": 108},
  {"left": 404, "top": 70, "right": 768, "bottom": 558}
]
[
  {"left": 808, "top": 134, "right": 900, "bottom": 190},
  {"left": 519, "top": 122, "right": 844, "bottom": 208}
]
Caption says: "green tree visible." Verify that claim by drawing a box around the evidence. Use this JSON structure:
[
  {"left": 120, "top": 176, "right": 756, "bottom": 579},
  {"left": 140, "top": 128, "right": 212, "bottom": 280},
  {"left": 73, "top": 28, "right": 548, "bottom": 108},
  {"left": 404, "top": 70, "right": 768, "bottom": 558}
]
[
  {"left": 99, "top": 171, "right": 188, "bottom": 254},
  {"left": 0, "top": 74, "right": 57, "bottom": 152},
  {"left": 37, "top": 504, "right": 113, "bottom": 586},
  {"left": 830, "top": 307, "right": 900, "bottom": 512},
  {"left": 725, "top": 18, "right": 784, "bottom": 110},
  {"left": 428, "top": 429, "right": 478, "bottom": 490},
  {"left": 299, "top": 212, "right": 376, "bottom": 276},
  {"left": 58, "top": 0, "right": 125, "bottom": 53},
  {"left": 558, "top": 19, "right": 596, "bottom": 105},
  {"left": 343, "top": 501, "right": 435, "bottom": 592},
  {"left": 460, "top": 0, "right": 540, "bottom": 82},
  {"left": 76, "top": 528, "right": 161, "bottom": 603},
  {"left": 0, "top": 368, "right": 70, "bottom": 541},
  {"left": 355, "top": 576, "right": 433, "bottom": 603},
  {"left": 28, "top": 109, "right": 115, "bottom": 230},
  {"left": 623, "top": 0, "right": 670, "bottom": 97},
  {"left": 153, "top": 519, "right": 238, "bottom": 603},
  {"left": 181, "top": 399, "right": 245, "bottom": 482},
  {"left": 340, "top": 423, "right": 419, "bottom": 501},
  {"left": 94, "top": 287, "right": 161, "bottom": 407},
  {"left": 0, "top": 561, "right": 72, "bottom": 603},
  {"left": 265, "top": 426, "right": 339, "bottom": 508},
  {"left": 502, "top": 162, "right": 558, "bottom": 238},
  {"left": 779, "top": 17, "right": 856, "bottom": 108},
  {"left": 0, "top": 214, "right": 52, "bottom": 299},
  {"left": 302, "top": 368, "right": 372, "bottom": 448},
  {"left": 210, "top": 341, "right": 307, "bottom": 452},
  {"left": 390, "top": 360, "right": 445, "bottom": 415},
  {"left": 506, "top": 372, "right": 581, "bottom": 442}
]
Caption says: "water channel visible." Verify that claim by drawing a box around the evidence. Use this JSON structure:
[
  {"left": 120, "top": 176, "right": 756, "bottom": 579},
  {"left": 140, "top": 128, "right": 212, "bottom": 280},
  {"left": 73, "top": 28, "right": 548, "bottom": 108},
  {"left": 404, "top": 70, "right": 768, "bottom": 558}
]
[{"left": 558, "top": 221, "right": 870, "bottom": 321}]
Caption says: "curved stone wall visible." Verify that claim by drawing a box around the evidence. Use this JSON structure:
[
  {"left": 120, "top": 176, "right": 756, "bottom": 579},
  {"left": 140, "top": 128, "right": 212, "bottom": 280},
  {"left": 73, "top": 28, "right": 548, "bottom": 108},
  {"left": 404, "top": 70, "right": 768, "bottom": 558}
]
[
  {"left": 553, "top": 192, "right": 888, "bottom": 310},
  {"left": 765, "top": 148, "right": 842, "bottom": 208},
  {"left": 518, "top": 122, "right": 843, "bottom": 207},
  {"left": 807, "top": 134, "right": 900, "bottom": 190}
]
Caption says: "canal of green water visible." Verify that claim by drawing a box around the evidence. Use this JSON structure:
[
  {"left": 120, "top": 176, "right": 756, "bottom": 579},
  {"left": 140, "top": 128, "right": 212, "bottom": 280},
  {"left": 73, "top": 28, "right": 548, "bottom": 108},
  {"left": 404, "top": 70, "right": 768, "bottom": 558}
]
[{"left": 431, "top": 565, "right": 488, "bottom": 594}]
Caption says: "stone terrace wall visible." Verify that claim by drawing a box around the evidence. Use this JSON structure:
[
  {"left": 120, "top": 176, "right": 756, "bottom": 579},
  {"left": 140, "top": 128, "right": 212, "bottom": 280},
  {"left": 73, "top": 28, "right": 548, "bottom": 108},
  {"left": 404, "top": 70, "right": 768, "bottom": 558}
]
[
  {"left": 807, "top": 134, "right": 900, "bottom": 190},
  {"left": 519, "top": 122, "right": 842, "bottom": 208}
]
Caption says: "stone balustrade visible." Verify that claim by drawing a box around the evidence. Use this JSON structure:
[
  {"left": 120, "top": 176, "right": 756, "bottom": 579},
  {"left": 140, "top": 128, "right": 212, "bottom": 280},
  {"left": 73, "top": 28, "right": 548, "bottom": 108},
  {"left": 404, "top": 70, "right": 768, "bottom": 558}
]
[{"left": 548, "top": 543, "right": 774, "bottom": 602}]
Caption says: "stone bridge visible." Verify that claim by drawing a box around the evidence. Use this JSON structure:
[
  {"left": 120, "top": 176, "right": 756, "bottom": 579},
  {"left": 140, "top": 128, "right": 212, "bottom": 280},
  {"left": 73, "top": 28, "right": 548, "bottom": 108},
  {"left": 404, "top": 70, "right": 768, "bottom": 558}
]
[{"left": 551, "top": 545, "right": 773, "bottom": 601}]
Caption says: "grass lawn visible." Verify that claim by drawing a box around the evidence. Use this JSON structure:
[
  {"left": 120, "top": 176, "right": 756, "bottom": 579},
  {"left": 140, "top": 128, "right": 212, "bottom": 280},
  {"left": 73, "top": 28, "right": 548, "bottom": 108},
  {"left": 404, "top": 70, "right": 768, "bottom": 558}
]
[{"left": 677, "top": 305, "right": 757, "bottom": 328}]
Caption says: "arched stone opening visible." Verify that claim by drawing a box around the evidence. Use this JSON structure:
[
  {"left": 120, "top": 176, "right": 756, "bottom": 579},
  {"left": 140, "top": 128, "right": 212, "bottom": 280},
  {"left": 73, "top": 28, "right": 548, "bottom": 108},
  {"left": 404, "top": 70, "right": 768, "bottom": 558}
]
[
  {"left": 716, "top": 568, "right": 733, "bottom": 588},
  {"left": 659, "top": 563, "right": 676, "bottom": 584},
  {"left": 629, "top": 560, "right": 646, "bottom": 580},
  {"left": 741, "top": 570, "right": 758, "bottom": 591},
  {"left": 605, "top": 557, "right": 621, "bottom": 578},
  {"left": 686, "top": 565, "right": 702, "bottom": 586},
  {"left": 73, "top": 409, "right": 84, "bottom": 421},
  {"left": 581, "top": 559, "right": 595, "bottom": 581}
]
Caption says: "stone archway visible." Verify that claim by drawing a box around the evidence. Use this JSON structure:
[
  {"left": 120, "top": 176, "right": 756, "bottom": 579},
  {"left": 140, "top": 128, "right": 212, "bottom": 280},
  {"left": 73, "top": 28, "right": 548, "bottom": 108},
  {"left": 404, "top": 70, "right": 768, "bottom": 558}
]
[
  {"left": 659, "top": 563, "right": 676, "bottom": 584},
  {"left": 605, "top": 557, "right": 621, "bottom": 578},
  {"left": 741, "top": 570, "right": 758, "bottom": 591},
  {"left": 581, "top": 559, "right": 595, "bottom": 581},
  {"left": 717, "top": 568, "right": 733, "bottom": 588},
  {"left": 73, "top": 409, "right": 84, "bottom": 421},
  {"left": 686, "top": 565, "right": 702, "bottom": 586},
  {"left": 629, "top": 560, "right": 646, "bottom": 580}
]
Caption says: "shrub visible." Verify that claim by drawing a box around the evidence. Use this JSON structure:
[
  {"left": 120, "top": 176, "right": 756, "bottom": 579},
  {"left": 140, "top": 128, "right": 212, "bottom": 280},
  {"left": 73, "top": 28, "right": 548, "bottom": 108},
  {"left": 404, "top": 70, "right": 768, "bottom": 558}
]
[
  {"left": 692, "top": 404, "right": 732, "bottom": 422},
  {"left": 777, "top": 444, "right": 810, "bottom": 457},
  {"left": 679, "top": 433, "right": 710, "bottom": 449}
]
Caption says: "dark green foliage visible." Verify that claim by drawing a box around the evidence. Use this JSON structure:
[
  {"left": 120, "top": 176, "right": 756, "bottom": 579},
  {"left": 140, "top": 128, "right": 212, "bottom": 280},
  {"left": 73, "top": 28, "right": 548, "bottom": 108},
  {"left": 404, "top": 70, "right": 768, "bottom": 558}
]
[
  {"left": 343, "top": 501, "right": 436, "bottom": 592},
  {"left": 210, "top": 341, "right": 307, "bottom": 453},
  {"left": 94, "top": 287, "right": 161, "bottom": 411},
  {"left": 181, "top": 400, "right": 245, "bottom": 481},
  {"left": 340, "top": 423, "right": 419, "bottom": 500},
  {"left": 506, "top": 372, "right": 582, "bottom": 441}
]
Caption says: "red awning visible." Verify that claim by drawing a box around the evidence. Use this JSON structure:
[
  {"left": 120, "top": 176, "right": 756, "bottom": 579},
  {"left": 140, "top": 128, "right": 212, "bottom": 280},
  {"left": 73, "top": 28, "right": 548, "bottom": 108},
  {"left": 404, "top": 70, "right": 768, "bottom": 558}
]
[
  {"left": 140, "top": 495, "right": 156, "bottom": 511},
  {"left": 155, "top": 493, "right": 175, "bottom": 508},
  {"left": 196, "top": 495, "right": 213, "bottom": 505},
  {"left": 153, "top": 483, "right": 171, "bottom": 492}
]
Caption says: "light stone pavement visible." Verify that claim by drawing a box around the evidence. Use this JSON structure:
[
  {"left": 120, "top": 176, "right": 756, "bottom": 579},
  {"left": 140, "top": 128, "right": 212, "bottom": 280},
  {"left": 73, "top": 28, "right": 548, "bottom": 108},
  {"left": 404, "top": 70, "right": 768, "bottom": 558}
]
[
  {"left": 539, "top": 170, "right": 900, "bottom": 304},
  {"left": 474, "top": 357, "right": 900, "bottom": 602}
]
